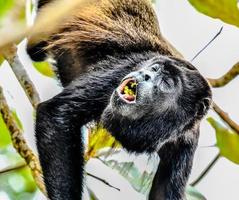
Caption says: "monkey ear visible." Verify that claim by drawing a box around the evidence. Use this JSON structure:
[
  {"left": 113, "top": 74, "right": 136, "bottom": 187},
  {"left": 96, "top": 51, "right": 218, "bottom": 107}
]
[{"left": 196, "top": 98, "right": 211, "bottom": 118}]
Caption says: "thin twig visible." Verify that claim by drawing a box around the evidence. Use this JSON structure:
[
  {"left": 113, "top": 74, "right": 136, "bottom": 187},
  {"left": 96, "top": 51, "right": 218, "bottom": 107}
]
[
  {"left": 87, "top": 172, "right": 120, "bottom": 191},
  {"left": 191, "top": 27, "right": 223, "bottom": 62},
  {"left": 189, "top": 26, "right": 239, "bottom": 88},
  {"left": 212, "top": 102, "right": 239, "bottom": 134},
  {"left": 1, "top": 44, "right": 40, "bottom": 109},
  {"left": 0, "top": 163, "right": 26, "bottom": 174},
  {"left": 190, "top": 152, "right": 220, "bottom": 186},
  {"left": 0, "top": 86, "right": 46, "bottom": 194},
  {"left": 208, "top": 61, "right": 239, "bottom": 88}
]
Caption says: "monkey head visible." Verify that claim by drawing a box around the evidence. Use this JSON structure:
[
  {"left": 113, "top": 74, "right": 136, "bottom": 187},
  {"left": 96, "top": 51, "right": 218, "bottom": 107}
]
[{"left": 101, "top": 55, "right": 212, "bottom": 153}]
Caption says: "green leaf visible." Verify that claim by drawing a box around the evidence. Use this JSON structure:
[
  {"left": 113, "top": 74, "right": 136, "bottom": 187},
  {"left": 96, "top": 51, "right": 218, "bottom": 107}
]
[
  {"left": 0, "top": 54, "right": 5, "bottom": 66},
  {"left": 207, "top": 117, "right": 239, "bottom": 164},
  {"left": 101, "top": 157, "right": 156, "bottom": 194},
  {"left": 0, "top": 0, "right": 14, "bottom": 19},
  {"left": 17, "top": 167, "right": 37, "bottom": 192},
  {"left": 86, "top": 124, "right": 121, "bottom": 159},
  {"left": 186, "top": 186, "right": 207, "bottom": 200},
  {"left": 0, "top": 146, "right": 25, "bottom": 172},
  {"left": 0, "top": 113, "right": 11, "bottom": 147},
  {"left": 188, "top": 0, "right": 239, "bottom": 27},
  {"left": 88, "top": 188, "right": 100, "bottom": 200},
  {"left": 0, "top": 110, "right": 23, "bottom": 148},
  {"left": 11, "top": 109, "right": 23, "bottom": 130},
  {"left": 33, "top": 61, "right": 55, "bottom": 78},
  {"left": 0, "top": 166, "right": 37, "bottom": 199}
]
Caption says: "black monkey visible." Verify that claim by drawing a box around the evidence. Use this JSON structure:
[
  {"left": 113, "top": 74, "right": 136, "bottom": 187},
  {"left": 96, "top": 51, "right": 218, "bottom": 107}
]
[{"left": 27, "top": 0, "right": 212, "bottom": 200}]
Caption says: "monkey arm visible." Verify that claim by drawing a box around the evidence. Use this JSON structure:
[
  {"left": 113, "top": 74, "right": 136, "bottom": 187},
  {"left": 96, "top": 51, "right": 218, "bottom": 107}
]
[
  {"left": 35, "top": 67, "right": 132, "bottom": 200},
  {"left": 36, "top": 100, "right": 84, "bottom": 200},
  {"left": 149, "top": 133, "right": 199, "bottom": 200}
]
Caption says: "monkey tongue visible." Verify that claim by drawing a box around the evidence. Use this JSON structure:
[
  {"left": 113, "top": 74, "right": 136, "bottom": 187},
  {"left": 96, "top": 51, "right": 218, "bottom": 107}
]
[{"left": 123, "top": 94, "right": 135, "bottom": 102}]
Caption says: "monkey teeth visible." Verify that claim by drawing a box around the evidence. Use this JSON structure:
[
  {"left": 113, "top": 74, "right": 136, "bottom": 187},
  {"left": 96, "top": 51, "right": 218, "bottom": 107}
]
[{"left": 118, "top": 78, "right": 137, "bottom": 103}]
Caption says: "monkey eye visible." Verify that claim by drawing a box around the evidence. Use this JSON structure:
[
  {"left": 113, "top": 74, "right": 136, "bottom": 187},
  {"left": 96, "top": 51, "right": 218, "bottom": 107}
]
[
  {"left": 150, "top": 64, "right": 160, "bottom": 72},
  {"left": 163, "top": 77, "right": 174, "bottom": 88},
  {"left": 158, "top": 77, "right": 178, "bottom": 93}
]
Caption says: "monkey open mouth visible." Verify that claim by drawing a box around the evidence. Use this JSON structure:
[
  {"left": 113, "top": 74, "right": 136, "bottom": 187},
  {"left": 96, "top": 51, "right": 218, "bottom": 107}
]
[{"left": 118, "top": 78, "right": 138, "bottom": 103}]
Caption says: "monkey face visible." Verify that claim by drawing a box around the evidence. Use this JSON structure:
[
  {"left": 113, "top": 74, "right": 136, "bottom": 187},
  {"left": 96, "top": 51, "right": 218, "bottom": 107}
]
[{"left": 101, "top": 55, "right": 212, "bottom": 153}]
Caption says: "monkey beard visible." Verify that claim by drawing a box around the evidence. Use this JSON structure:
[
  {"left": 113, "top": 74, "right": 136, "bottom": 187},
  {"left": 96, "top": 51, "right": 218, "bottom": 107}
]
[{"left": 100, "top": 105, "right": 188, "bottom": 154}]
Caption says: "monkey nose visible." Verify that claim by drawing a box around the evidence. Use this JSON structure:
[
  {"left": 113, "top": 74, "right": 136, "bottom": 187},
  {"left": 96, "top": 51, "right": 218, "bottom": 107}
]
[
  {"left": 144, "top": 73, "right": 151, "bottom": 81},
  {"left": 138, "top": 70, "right": 155, "bottom": 82},
  {"left": 122, "top": 70, "right": 155, "bottom": 83}
]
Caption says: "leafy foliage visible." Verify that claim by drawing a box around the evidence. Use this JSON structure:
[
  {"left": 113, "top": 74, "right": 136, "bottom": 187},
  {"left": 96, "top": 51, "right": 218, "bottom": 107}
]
[
  {"left": 0, "top": 110, "right": 22, "bottom": 148},
  {"left": 0, "top": 110, "right": 38, "bottom": 200},
  {"left": 101, "top": 156, "right": 157, "bottom": 194},
  {"left": 0, "top": 54, "right": 4, "bottom": 66},
  {"left": 0, "top": 0, "right": 14, "bottom": 19},
  {"left": 0, "top": 114, "right": 11, "bottom": 147},
  {"left": 11, "top": 110, "right": 23, "bottom": 130},
  {"left": 33, "top": 61, "right": 55, "bottom": 78},
  {"left": 188, "top": 0, "right": 239, "bottom": 27},
  {"left": 88, "top": 188, "right": 100, "bottom": 200},
  {"left": 0, "top": 0, "right": 26, "bottom": 25},
  {"left": 0, "top": 166, "right": 37, "bottom": 200},
  {"left": 186, "top": 186, "right": 207, "bottom": 200},
  {"left": 86, "top": 124, "right": 121, "bottom": 160},
  {"left": 0, "top": 0, "right": 238, "bottom": 199},
  {"left": 208, "top": 117, "right": 239, "bottom": 164}
]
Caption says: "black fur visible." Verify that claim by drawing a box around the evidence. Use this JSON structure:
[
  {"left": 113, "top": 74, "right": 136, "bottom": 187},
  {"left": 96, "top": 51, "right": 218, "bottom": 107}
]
[{"left": 28, "top": 1, "right": 212, "bottom": 200}]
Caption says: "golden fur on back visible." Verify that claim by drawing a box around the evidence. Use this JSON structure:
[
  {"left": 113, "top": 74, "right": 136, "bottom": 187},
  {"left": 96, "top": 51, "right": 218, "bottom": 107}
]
[
  {"left": 28, "top": 0, "right": 181, "bottom": 84},
  {"left": 46, "top": 0, "right": 173, "bottom": 56}
]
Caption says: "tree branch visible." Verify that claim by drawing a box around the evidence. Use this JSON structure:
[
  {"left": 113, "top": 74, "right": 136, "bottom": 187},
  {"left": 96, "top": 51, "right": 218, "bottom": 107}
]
[
  {"left": 208, "top": 61, "right": 239, "bottom": 88},
  {"left": 1, "top": 44, "right": 40, "bottom": 109},
  {"left": 212, "top": 102, "right": 239, "bottom": 134},
  {"left": 0, "top": 86, "right": 46, "bottom": 194}
]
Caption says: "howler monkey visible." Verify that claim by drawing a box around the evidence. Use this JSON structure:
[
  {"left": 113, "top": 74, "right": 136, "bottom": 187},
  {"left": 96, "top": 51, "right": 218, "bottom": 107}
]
[{"left": 27, "top": 0, "right": 212, "bottom": 200}]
